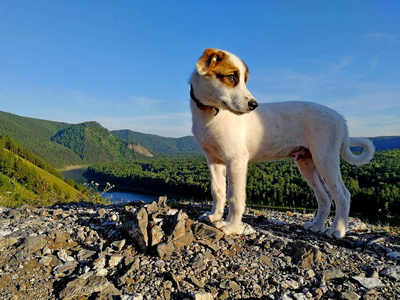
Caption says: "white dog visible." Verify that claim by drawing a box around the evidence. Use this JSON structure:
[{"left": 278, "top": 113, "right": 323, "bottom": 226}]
[{"left": 190, "top": 48, "right": 375, "bottom": 238}]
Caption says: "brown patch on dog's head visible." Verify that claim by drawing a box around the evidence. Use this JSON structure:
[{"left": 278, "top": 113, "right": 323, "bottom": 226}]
[{"left": 196, "top": 48, "right": 247, "bottom": 87}]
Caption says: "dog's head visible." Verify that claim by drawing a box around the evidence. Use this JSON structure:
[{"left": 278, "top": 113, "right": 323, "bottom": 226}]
[{"left": 190, "top": 48, "right": 258, "bottom": 114}]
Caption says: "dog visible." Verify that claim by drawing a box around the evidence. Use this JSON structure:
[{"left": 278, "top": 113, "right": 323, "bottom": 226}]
[{"left": 190, "top": 48, "right": 375, "bottom": 238}]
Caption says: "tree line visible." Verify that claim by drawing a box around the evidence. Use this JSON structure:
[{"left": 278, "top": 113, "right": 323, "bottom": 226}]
[{"left": 86, "top": 149, "right": 400, "bottom": 217}]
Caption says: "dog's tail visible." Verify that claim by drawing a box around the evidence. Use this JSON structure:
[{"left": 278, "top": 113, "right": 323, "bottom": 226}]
[{"left": 340, "top": 138, "right": 375, "bottom": 166}]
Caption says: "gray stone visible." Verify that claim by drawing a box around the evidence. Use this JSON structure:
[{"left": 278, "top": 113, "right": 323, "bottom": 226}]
[
  {"left": 191, "top": 292, "right": 213, "bottom": 300},
  {"left": 341, "top": 291, "right": 361, "bottom": 300},
  {"left": 387, "top": 251, "right": 400, "bottom": 259},
  {"left": 149, "top": 224, "right": 164, "bottom": 246},
  {"left": 98, "top": 208, "right": 106, "bottom": 218},
  {"left": 53, "top": 261, "right": 79, "bottom": 277},
  {"left": 108, "top": 254, "right": 123, "bottom": 268},
  {"left": 193, "top": 222, "right": 224, "bottom": 243},
  {"left": 121, "top": 294, "right": 143, "bottom": 300},
  {"left": 57, "top": 248, "right": 74, "bottom": 262},
  {"left": 111, "top": 239, "right": 126, "bottom": 250},
  {"left": 381, "top": 266, "right": 400, "bottom": 280},
  {"left": 59, "top": 274, "right": 110, "bottom": 299},
  {"left": 19, "top": 236, "right": 47, "bottom": 254},
  {"left": 173, "top": 231, "right": 193, "bottom": 250},
  {"left": 123, "top": 207, "right": 148, "bottom": 252},
  {"left": 157, "top": 242, "right": 175, "bottom": 260},
  {"left": 352, "top": 276, "right": 385, "bottom": 289},
  {"left": 146, "top": 201, "right": 159, "bottom": 214},
  {"left": 168, "top": 210, "right": 188, "bottom": 242},
  {"left": 322, "top": 269, "right": 345, "bottom": 281},
  {"left": 290, "top": 241, "right": 323, "bottom": 269}
]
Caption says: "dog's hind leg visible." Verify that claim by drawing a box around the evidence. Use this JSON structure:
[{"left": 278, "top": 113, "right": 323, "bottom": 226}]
[
  {"left": 296, "top": 157, "right": 332, "bottom": 233},
  {"left": 312, "top": 154, "right": 351, "bottom": 238},
  {"left": 199, "top": 157, "right": 226, "bottom": 223}
]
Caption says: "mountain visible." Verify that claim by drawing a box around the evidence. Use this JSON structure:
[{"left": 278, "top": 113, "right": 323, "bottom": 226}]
[
  {"left": 111, "top": 129, "right": 202, "bottom": 156},
  {"left": 51, "top": 121, "right": 144, "bottom": 165},
  {"left": 0, "top": 111, "right": 83, "bottom": 168},
  {"left": 0, "top": 135, "right": 82, "bottom": 206},
  {"left": 369, "top": 136, "right": 400, "bottom": 151},
  {"left": 0, "top": 111, "right": 151, "bottom": 168}
]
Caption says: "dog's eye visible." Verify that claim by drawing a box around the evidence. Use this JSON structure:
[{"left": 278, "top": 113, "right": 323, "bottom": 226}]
[{"left": 226, "top": 74, "right": 236, "bottom": 82}]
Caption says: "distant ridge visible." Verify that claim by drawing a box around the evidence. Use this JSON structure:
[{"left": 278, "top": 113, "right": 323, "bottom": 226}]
[
  {"left": 0, "top": 111, "right": 151, "bottom": 168},
  {"left": 111, "top": 129, "right": 202, "bottom": 156}
]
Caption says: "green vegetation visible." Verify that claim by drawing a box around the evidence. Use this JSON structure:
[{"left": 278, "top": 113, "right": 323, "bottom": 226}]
[
  {"left": 0, "top": 111, "right": 147, "bottom": 168},
  {"left": 0, "top": 135, "right": 84, "bottom": 206},
  {"left": 86, "top": 149, "right": 400, "bottom": 218},
  {"left": 112, "top": 129, "right": 202, "bottom": 156}
]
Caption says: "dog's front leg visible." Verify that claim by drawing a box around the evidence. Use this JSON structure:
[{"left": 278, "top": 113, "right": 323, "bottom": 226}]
[
  {"left": 215, "top": 158, "right": 248, "bottom": 235},
  {"left": 199, "top": 158, "right": 227, "bottom": 223}
]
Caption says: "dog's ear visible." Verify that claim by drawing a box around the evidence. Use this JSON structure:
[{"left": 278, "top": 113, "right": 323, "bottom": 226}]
[{"left": 196, "top": 48, "right": 225, "bottom": 75}]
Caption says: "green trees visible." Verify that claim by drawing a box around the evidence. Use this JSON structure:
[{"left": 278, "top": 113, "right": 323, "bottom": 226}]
[
  {"left": 0, "top": 135, "right": 81, "bottom": 206},
  {"left": 86, "top": 149, "right": 400, "bottom": 217}
]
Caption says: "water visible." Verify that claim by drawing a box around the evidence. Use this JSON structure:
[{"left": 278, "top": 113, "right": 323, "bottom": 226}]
[{"left": 62, "top": 168, "right": 156, "bottom": 203}]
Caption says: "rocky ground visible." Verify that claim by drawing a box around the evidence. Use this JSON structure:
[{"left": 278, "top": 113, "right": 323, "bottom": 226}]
[{"left": 0, "top": 197, "right": 399, "bottom": 300}]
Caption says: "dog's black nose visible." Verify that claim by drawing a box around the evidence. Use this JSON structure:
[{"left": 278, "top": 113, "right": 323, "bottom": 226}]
[{"left": 248, "top": 99, "right": 258, "bottom": 111}]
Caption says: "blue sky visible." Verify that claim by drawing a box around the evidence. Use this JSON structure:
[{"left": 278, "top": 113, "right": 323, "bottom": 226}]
[{"left": 1, "top": 1, "right": 399, "bottom": 138}]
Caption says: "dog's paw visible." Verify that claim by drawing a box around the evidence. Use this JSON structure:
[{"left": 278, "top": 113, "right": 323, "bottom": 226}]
[
  {"left": 302, "top": 221, "right": 324, "bottom": 233},
  {"left": 198, "top": 212, "right": 222, "bottom": 223},
  {"left": 321, "top": 227, "right": 345, "bottom": 239},
  {"left": 220, "top": 222, "right": 241, "bottom": 235},
  {"left": 213, "top": 220, "right": 227, "bottom": 229}
]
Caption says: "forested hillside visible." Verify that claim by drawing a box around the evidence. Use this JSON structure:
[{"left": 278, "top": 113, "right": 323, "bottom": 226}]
[
  {"left": 51, "top": 122, "right": 141, "bottom": 164},
  {"left": 0, "top": 111, "right": 82, "bottom": 167},
  {"left": 0, "top": 135, "right": 84, "bottom": 206},
  {"left": 112, "top": 129, "right": 201, "bottom": 156},
  {"left": 86, "top": 149, "right": 400, "bottom": 218},
  {"left": 0, "top": 111, "right": 150, "bottom": 168}
]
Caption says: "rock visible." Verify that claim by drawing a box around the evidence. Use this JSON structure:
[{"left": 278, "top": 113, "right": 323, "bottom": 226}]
[
  {"left": 123, "top": 207, "right": 148, "bottom": 252},
  {"left": 342, "top": 291, "right": 361, "bottom": 300},
  {"left": 98, "top": 208, "right": 106, "bottom": 218},
  {"left": 192, "top": 222, "right": 224, "bottom": 243},
  {"left": 57, "top": 248, "right": 74, "bottom": 262},
  {"left": 108, "top": 254, "right": 123, "bottom": 268},
  {"left": 111, "top": 239, "right": 126, "bottom": 250},
  {"left": 149, "top": 224, "right": 164, "bottom": 246},
  {"left": 173, "top": 230, "right": 193, "bottom": 249},
  {"left": 146, "top": 201, "right": 159, "bottom": 214},
  {"left": 191, "top": 291, "right": 214, "bottom": 300},
  {"left": 0, "top": 236, "right": 19, "bottom": 249},
  {"left": 19, "top": 236, "right": 47, "bottom": 254},
  {"left": 322, "top": 269, "right": 345, "bottom": 281},
  {"left": 381, "top": 266, "right": 400, "bottom": 280},
  {"left": 290, "top": 241, "right": 323, "bottom": 269},
  {"left": 167, "top": 210, "right": 188, "bottom": 242},
  {"left": 97, "top": 282, "right": 121, "bottom": 299},
  {"left": 59, "top": 274, "right": 111, "bottom": 299},
  {"left": 158, "top": 196, "right": 167, "bottom": 207},
  {"left": 352, "top": 276, "right": 385, "bottom": 289},
  {"left": 157, "top": 242, "right": 175, "bottom": 259},
  {"left": 1, "top": 201, "right": 400, "bottom": 299},
  {"left": 121, "top": 294, "right": 143, "bottom": 300},
  {"left": 53, "top": 261, "right": 79, "bottom": 277},
  {"left": 236, "top": 222, "right": 256, "bottom": 235},
  {"left": 387, "top": 251, "right": 400, "bottom": 259}
]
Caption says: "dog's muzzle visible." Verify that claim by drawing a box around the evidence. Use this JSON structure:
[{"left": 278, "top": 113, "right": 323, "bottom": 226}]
[{"left": 248, "top": 99, "right": 258, "bottom": 111}]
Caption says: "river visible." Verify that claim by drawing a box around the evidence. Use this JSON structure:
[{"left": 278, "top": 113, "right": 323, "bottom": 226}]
[{"left": 61, "top": 168, "right": 157, "bottom": 204}]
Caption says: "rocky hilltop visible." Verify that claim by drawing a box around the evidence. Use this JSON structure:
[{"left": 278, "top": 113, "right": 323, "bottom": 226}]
[{"left": 0, "top": 197, "right": 399, "bottom": 300}]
